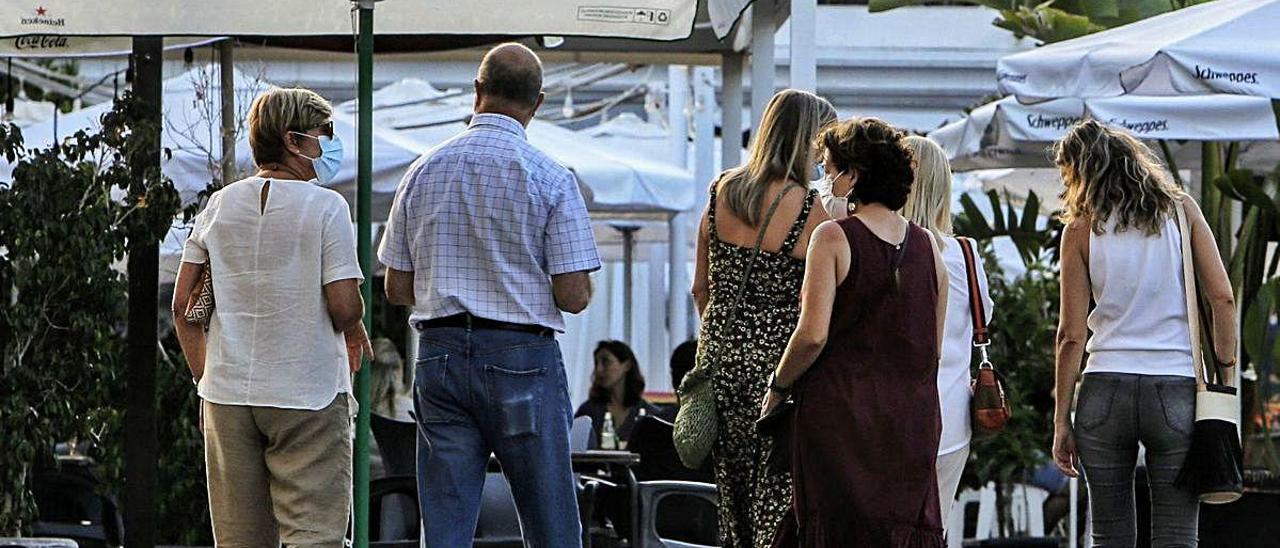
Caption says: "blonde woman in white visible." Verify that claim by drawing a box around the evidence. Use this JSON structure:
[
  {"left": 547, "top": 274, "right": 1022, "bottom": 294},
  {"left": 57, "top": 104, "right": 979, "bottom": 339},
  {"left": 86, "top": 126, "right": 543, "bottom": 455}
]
[{"left": 902, "top": 135, "right": 994, "bottom": 528}]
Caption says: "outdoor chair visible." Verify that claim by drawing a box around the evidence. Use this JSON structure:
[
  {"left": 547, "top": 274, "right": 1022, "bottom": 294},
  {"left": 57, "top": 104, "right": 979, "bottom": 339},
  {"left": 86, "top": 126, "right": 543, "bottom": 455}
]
[
  {"left": 372, "top": 466, "right": 599, "bottom": 548},
  {"left": 474, "top": 472, "right": 523, "bottom": 548},
  {"left": 634, "top": 480, "right": 719, "bottom": 548},
  {"left": 1007, "top": 484, "right": 1050, "bottom": 537},
  {"left": 30, "top": 460, "right": 123, "bottom": 548},
  {"left": 571, "top": 415, "right": 592, "bottom": 450},
  {"left": 948, "top": 482, "right": 997, "bottom": 548},
  {"left": 368, "top": 475, "right": 418, "bottom": 548},
  {"left": 0, "top": 540, "right": 79, "bottom": 548}
]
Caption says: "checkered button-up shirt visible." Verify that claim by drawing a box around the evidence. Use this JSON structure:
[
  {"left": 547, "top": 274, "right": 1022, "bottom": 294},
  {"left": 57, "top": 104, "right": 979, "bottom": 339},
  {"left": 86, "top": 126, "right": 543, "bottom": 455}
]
[{"left": 378, "top": 113, "right": 600, "bottom": 331}]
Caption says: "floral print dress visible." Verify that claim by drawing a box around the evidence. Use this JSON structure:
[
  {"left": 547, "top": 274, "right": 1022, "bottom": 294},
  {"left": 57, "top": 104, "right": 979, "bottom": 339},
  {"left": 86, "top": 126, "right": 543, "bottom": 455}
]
[{"left": 696, "top": 182, "right": 816, "bottom": 548}]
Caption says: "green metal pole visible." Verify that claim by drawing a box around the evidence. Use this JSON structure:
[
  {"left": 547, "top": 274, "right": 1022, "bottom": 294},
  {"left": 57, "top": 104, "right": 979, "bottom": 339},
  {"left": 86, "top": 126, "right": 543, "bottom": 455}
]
[
  {"left": 353, "top": 1, "right": 375, "bottom": 546},
  {"left": 1200, "top": 142, "right": 1227, "bottom": 259}
]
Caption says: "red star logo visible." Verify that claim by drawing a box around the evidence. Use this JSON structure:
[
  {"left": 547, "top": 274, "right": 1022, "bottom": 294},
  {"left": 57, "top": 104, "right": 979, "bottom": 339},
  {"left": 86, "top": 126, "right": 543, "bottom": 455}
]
[{"left": 35, "top": 6, "right": 47, "bottom": 16}]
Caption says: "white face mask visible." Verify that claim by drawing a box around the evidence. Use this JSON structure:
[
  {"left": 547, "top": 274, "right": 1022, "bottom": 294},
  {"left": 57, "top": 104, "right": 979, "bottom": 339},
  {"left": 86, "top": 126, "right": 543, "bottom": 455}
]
[{"left": 819, "top": 171, "right": 851, "bottom": 219}]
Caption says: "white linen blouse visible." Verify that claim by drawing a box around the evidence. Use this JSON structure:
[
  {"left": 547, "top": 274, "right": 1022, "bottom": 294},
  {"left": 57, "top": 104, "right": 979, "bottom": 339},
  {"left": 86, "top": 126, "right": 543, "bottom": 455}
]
[{"left": 182, "top": 177, "right": 364, "bottom": 410}]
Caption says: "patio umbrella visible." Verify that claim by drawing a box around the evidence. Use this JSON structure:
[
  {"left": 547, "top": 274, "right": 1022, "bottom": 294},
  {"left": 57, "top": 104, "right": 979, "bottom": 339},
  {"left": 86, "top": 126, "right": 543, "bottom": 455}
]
[
  {"left": 351, "top": 79, "right": 696, "bottom": 215},
  {"left": 996, "top": 0, "right": 1280, "bottom": 101},
  {"left": 0, "top": 36, "right": 223, "bottom": 57},
  {"left": 1, "top": 65, "right": 424, "bottom": 209},
  {"left": 0, "top": 2, "right": 698, "bottom": 40},
  {"left": 0, "top": 2, "right": 703, "bottom": 546},
  {"left": 930, "top": 94, "right": 1280, "bottom": 171}
]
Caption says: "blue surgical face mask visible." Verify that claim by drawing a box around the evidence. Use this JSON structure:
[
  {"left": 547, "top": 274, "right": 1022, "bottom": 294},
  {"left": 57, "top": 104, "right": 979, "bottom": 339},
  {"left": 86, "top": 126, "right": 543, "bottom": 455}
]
[
  {"left": 812, "top": 161, "right": 826, "bottom": 182},
  {"left": 291, "top": 131, "right": 344, "bottom": 185}
]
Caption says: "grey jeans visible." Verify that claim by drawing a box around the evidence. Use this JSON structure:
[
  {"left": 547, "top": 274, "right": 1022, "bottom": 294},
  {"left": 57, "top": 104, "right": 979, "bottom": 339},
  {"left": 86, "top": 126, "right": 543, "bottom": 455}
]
[{"left": 1074, "top": 372, "right": 1199, "bottom": 548}]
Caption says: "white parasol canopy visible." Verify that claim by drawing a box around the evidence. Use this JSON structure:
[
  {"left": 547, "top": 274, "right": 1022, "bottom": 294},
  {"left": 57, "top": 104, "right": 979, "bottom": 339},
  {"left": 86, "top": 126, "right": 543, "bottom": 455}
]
[
  {"left": 929, "top": 94, "right": 1280, "bottom": 171},
  {"left": 1, "top": 65, "right": 423, "bottom": 211},
  {"left": 0, "top": 36, "right": 224, "bottom": 57},
  {"left": 0, "top": 1, "right": 696, "bottom": 40},
  {"left": 996, "top": 0, "right": 1280, "bottom": 101},
  {"left": 346, "top": 78, "right": 696, "bottom": 214}
]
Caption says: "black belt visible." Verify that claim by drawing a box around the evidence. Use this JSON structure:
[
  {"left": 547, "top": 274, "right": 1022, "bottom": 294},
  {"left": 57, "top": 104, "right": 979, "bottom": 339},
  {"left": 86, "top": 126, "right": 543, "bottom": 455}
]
[{"left": 414, "top": 313, "right": 554, "bottom": 338}]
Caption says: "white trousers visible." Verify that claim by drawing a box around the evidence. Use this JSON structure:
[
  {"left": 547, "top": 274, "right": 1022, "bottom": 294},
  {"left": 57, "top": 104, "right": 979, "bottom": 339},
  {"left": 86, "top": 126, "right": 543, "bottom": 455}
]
[{"left": 936, "top": 442, "right": 971, "bottom": 526}]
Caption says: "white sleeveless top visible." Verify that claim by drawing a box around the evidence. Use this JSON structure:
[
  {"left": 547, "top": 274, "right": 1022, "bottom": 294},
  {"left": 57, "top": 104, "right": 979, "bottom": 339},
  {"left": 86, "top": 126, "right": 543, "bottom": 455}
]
[{"left": 1085, "top": 215, "right": 1195, "bottom": 377}]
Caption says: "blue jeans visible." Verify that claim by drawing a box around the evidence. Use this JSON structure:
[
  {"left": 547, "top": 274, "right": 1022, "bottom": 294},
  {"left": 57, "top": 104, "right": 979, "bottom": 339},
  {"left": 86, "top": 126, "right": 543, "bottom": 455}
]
[{"left": 413, "top": 327, "right": 581, "bottom": 548}]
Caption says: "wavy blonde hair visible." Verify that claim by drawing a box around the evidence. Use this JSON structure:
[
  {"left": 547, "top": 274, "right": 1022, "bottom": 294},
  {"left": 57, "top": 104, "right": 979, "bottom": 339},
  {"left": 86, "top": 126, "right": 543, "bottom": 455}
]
[
  {"left": 721, "top": 89, "right": 836, "bottom": 227},
  {"left": 1055, "top": 120, "right": 1180, "bottom": 235},
  {"left": 902, "top": 135, "right": 953, "bottom": 243}
]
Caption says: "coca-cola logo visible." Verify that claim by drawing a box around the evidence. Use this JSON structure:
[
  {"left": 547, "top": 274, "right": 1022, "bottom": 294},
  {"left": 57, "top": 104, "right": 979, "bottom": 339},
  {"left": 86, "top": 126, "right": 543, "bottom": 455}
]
[
  {"left": 19, "top": 6, "right": 65, "bottom": 27},
  {"left": 13, "top": 35, "right": 68, "bottom": 50}
]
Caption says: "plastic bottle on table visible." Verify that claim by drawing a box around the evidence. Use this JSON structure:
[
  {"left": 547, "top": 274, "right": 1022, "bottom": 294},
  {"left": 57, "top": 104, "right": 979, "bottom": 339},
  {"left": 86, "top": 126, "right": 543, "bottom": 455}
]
[{"left": 601, "top": 411, "right": 618, "bottom": 450}]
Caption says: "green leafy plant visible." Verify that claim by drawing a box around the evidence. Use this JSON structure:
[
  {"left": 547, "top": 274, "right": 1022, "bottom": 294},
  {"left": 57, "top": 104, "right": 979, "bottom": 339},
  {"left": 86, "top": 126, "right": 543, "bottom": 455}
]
[
  {"left": 155, "top": 332, "right": 213, "bottom": 545},
  {"left": 0, "top": 92, "right": 197, "bottom": 536},
  {"left": 869, "top": 0, "right": 1214, "bottom": 44},
  {"left": 955, "top": 188, "right": 1063, "bottom": 268},
  {"left": 1204, "top": 159, "right": 1280, "bottom": 474},
  {"left": 955, "top": 190, "right": 1063, "bottom": 535}
]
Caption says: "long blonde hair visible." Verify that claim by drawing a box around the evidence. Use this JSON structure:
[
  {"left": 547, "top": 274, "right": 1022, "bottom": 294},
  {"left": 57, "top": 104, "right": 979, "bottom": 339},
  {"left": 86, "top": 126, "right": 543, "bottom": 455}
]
[
  {"left": 902, "top": 135, "right": 953, "bottom": 242},
  {"left": 721, "top": 89, "right": 836, "bottom": 227},
  {"left": 1055, "top": 120, "right": 1180, "bottom": 235}
]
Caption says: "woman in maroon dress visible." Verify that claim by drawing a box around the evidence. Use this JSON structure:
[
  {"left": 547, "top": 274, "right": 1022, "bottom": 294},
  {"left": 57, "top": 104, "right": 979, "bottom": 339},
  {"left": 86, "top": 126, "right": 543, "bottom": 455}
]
[{"left": 762, "top": 117, "right": 948, "bottom": 547}]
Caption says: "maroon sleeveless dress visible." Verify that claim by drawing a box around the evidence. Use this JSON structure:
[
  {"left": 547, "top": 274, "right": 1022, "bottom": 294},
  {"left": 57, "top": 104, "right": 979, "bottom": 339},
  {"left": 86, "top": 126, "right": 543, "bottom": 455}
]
[{"left": 773, "top": 217, "right": 945, "bottom": 548}]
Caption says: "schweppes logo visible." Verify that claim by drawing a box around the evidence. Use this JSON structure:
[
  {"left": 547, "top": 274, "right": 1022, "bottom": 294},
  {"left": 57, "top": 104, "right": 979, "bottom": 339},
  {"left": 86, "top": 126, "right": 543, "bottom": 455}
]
[
  {"left": 1025, "top": 113, "right": 1081, "bottom": 131},
  {"left": 1194, "top": 65, "right": 1259, "bottom": 85},
  {"left": 1107, "top": 118, "right": 1169, "bottom": 134},
  {"left": 20, "top": 6, "right": 65, "bottom": 27}
]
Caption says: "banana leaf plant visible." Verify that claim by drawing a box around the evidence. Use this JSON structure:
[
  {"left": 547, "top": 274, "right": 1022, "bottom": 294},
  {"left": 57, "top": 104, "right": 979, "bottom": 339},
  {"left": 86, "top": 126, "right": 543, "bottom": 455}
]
[
  {"left": 955, "top": 188, "right": 1064, "bottom": 268},
  {"left": 1202, "top": 155, "right": 1280, "bottom": 473}
]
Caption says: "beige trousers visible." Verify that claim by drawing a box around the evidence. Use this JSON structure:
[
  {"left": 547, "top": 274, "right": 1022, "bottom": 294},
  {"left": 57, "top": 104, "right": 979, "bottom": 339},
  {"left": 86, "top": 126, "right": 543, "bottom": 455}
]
[{"left": 203, "top": 394, "right": 352, "bottom": 547}]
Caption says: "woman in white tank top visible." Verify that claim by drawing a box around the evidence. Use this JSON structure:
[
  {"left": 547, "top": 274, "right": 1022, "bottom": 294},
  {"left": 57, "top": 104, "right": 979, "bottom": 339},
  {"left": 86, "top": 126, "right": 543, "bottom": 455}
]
[
  {"left": 1051, "top": 121, "right": 1237, "bottom": 547},
  {"left": 902, "top": 136, "right": 994, "bottom": 530}
]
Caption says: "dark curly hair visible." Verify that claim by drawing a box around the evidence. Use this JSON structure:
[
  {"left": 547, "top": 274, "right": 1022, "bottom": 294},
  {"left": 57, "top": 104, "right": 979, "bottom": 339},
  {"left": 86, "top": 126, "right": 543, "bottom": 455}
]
[
  {"left": 819, "top": 117, "right": 915, "bottom": 210},
  {"left": 589, "top": 340, "right": 646, "bottom": 407}
]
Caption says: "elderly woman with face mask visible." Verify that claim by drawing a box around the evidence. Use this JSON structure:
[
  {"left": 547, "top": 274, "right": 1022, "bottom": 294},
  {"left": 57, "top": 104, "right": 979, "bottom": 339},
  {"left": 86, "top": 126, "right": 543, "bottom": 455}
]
[{"left": 172, "top": 87, "right": 372, "bottom": 547}]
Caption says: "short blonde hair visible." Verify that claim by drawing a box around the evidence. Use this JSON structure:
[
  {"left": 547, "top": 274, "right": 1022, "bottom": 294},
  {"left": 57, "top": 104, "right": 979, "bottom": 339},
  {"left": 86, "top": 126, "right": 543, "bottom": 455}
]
[
  {"left": 247, "top": 87, "right": 333, "bottom": 166},
  {"left": 902, "top": 135, "right": 954, "bottom": 242}
]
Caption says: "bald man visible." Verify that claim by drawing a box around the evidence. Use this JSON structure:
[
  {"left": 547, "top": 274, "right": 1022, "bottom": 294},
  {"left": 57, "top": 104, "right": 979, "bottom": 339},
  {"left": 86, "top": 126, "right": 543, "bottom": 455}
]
[{"left": 379, "top": 42, "right": 598, "bottom": 547}]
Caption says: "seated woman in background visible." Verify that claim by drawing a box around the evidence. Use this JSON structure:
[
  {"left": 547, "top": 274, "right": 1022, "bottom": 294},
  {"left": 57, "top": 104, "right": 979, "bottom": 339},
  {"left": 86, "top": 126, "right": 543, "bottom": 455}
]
[
  {"left": 576, "top": 340, "right": 659, "bottom": 449},
  {"left": 369, "top": 337, "right": 415, "bottom": 477}
]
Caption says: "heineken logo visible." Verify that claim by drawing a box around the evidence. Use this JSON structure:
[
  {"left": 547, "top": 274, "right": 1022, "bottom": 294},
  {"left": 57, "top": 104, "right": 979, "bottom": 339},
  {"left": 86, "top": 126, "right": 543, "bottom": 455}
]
[
  {"left": 1194, "top": 65, "right": 1259, "bottom": 85},
  {"left": 20, "top": 6, "right": 65, "bottom": 27},
  {"left": 1026, "top": 113, "right": 1081, "bottom": 131}
]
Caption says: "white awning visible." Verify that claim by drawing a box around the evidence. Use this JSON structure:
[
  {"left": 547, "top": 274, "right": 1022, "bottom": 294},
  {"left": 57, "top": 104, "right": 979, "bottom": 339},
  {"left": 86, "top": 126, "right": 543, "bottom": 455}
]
[
  {"left": 0, "top": 1, "right": 697, "bottom": 41},
  {"left": 997, "top": 0, "right": 1280, "bottom": 100}
]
